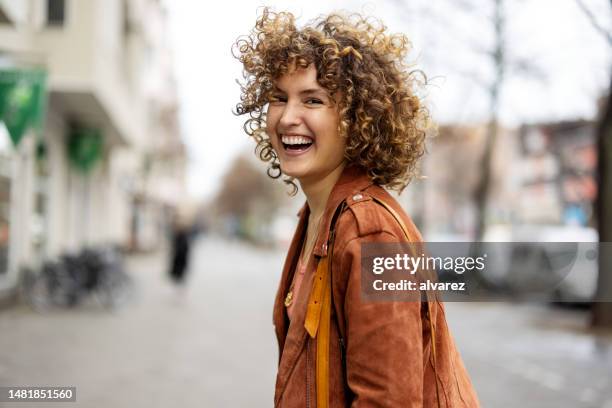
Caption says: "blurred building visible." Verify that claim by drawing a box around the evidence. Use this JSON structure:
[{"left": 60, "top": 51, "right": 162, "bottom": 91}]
[
  {"left": 0, "top": 0, "right": 187, "bottom": 299},
  {"left": 402, "top": 124, "right": 519, "bottom": 239},
  {"left": 517, "top": 120, "right": 597, "bottom": 226},
  {"left": 401, "top": 120, "right": 597, "bottom": 240}
]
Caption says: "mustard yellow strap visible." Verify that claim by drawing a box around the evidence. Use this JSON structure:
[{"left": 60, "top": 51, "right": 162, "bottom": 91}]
[
  {"left": 304, "top": 256, "right": 329, "bottom": 338},
  {"left": 428, "top": 300, "right": 441, "bottom": 405},
  {"left": 371, "top": 197, "right": 412, "bottom": 241},
  {"left": 304, "top": 256, "right": 331, "bottom": 408},
  {"left": 316, "top": 272, "right": 331, "bottom": 408}
]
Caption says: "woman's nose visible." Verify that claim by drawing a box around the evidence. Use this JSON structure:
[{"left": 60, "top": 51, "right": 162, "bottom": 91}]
[{"left": 279, "top": 103, "right": 301, "bottom": 127}]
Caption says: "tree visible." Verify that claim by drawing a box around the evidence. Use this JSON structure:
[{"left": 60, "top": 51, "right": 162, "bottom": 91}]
[
  {"left": 593, "top": 77, "right": 612, "bottom": 327},
  {"left": 472, "top": 0, "right": 505, "bottom": 243},
  {"left": 574, "top": 0, "right": 612, "bottom": 328},
  {"left": 213, "top": 153, "right": 287, "bottom": 241},
  {"left": 392, "top": 0, "right": 546, "bottom": 240}
]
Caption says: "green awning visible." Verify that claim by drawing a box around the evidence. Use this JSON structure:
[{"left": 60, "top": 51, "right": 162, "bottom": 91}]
[
  {"left": 0, "top": 68, "right": 47, "bottom": 147},
  {"left": 68, "top": 126, "right": 104, "bottom": 173}
]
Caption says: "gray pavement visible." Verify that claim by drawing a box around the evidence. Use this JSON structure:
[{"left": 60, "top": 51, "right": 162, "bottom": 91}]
[
  {"left": 0, "top": 235, "right": 611, "bottom": 407},
  {"left": 446, "top": 302, "right": 612, "bottom": 408}
]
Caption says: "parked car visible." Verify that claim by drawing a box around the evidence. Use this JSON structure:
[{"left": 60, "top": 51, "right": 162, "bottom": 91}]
[
  {"left": 423, "top": 225, "right": 598, "bottom": 304},
  {"left": 483, "top": 225, "right": 598, "bottom": 304}
]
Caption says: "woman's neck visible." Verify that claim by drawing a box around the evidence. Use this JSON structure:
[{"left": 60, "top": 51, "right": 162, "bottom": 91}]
[{"left": 300, "top": 162, "right": 346, "bottom": 221}]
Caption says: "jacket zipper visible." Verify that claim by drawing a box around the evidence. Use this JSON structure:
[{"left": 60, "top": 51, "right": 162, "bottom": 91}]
[{"left": 306, "top": 338, "right": 311, "bottom": 408}]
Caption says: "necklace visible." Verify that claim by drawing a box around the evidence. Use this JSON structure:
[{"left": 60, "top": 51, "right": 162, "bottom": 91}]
[{"left": 284, "top": 213, "right": 323, "bottom": 308}]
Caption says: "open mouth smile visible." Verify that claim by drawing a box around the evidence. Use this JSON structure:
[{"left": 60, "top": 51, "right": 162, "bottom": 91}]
[{"left": 281, "top": 135, "right": 314, "bottom": 155}]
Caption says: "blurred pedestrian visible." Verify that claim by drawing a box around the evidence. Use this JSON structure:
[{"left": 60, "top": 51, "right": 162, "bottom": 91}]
[
  {"left": 169, "top": 212, "right": 191, "bottom": 286},
  {"left": 234, "top": 8, "right": 480, "bottom": 407}
]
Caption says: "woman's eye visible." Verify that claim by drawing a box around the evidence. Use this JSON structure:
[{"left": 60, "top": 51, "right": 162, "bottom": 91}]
[
  {"left": 270, "top": 95, "right": 287, "bottom": 103},
  {"left": 305, "top": 98, "right": 323, "bottom": 105}
]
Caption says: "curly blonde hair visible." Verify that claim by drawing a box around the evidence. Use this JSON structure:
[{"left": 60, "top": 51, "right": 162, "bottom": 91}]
[{"left": 233, "top": 8, "right": 431, "bottom": 193}]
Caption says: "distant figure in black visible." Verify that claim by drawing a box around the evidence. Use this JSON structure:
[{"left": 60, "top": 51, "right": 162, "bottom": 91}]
[{"left": 169, "top": 220, "right": 191, "bottom": 285}]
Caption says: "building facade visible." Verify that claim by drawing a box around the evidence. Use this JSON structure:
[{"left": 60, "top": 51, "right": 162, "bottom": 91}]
[
  {"left": 0, "top": 0, "right": 187, "bottom": 298},
  {"left": 400, "top": 120, "right": 597, "bottom": 240}
]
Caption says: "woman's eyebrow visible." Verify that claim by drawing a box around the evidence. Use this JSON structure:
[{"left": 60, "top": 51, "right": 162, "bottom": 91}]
[
  {"left": 271, "top": 86, "right": 329, "bottom": 99},
  {"left": 299, "top": 88, "right": 327, "bottom": 97}
]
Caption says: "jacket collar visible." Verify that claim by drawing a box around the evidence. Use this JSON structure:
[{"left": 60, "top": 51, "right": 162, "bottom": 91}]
[
  {"left": 276, "top": 165, "right": 372, "bottom": 345},
  {"left": 301, "top": 165, "right": 373, "bottom": 257}
]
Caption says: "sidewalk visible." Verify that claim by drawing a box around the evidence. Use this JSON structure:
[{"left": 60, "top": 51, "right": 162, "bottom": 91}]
[
  {"left": 446, "top": 301, "right": 612, "bottom": 408},
  {"left": 0, "top": 236, "right": 611, "bottom": 407},
  {"left": 0, "top": 236, "right": 282, "bottom": 408}
]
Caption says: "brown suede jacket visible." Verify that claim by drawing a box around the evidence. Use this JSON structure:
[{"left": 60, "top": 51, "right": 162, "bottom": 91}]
[{"left": 272, "top": 166, "right": 480, "bottom": 407}]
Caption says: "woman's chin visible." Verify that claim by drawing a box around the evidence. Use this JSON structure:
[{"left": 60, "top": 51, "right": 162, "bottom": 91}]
[{"left": 279, "top": 163, "right": 309, "bottom": 180}]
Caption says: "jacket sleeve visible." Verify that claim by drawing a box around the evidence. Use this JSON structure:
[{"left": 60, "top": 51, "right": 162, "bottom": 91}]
[{"left": 338, "top": 231, "right": 425, "bottom": 408}]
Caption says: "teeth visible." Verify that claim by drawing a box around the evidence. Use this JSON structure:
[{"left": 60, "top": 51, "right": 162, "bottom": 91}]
[{"left": 281, "top": 135, "right": 313, "bottom": 145}]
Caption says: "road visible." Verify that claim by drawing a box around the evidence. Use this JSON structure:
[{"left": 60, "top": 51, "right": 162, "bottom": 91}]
[{"left": 0, "top": 235, "right": 611, "bottom": 407}]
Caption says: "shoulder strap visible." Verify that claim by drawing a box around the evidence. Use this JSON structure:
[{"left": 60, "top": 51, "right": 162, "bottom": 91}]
[
  {"left": 304, "top": 202, "right": 346, "bottom": 408},
  {"left": 370, "top": 196, "right": 441, "bottom": 406},
  {"left": 370, "top": 196, "right": 413, "bottom": 239},
  {"left": 305, "top": 195, "right": 441, "bottom": 408}
]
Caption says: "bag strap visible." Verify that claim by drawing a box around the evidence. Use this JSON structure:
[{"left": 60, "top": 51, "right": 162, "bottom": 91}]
[
  {"left": 304, "top": 195, "right": 440, "bottom": 408},
  {"left": 370, "top": 196, "right": 441, "bottom": 406},
  {"left": 304, "top": 203, "right": 345, "bottom": 408}
]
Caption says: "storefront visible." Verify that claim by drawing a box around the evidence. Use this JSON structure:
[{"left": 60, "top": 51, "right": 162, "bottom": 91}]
[{"left": 0, "top": 67, "right": 47, "bottom": 295}]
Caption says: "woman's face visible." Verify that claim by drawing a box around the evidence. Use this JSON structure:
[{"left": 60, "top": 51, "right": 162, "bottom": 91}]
[{"left": 266, "top": 64, "right": 346, "bottom": 186}]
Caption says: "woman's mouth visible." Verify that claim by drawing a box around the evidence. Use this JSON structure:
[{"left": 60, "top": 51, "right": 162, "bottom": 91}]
[{"left": 281, "top": 135, "right": 314, "bottom": 155}]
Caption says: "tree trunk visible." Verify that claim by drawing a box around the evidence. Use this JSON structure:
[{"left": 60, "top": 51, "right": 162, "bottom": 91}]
[
  {"left": 592, "top": 73, "right": 612, "bottom": 328},
  {"left": 473, "top": 118, "right": 498, "bottom": 241},
  {"left": 473, "top": 0, "right": 504, "bottom": 241}
]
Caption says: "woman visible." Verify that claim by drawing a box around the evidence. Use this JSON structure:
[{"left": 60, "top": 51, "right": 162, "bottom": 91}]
[{"left": 234, "top": 9, "right": 479, "bottom": 407}]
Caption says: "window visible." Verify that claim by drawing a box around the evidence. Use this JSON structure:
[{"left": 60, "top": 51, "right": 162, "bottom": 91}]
[{"left": 46, "top": 0, "right": 65, "bottom": 26}]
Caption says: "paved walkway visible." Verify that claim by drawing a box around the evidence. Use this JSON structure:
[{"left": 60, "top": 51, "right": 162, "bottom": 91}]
[{"left": 0, "top": 235, "right": 611, "bottom": 407}]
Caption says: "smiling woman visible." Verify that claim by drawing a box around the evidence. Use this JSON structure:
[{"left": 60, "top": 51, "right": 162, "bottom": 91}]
[
  {"left": 233, "top": 8, "right": 479, "bottom": 408},
  {"left": 266, "top": 64, "right": 346, "bottom": 189},
  {"left": 232, "top": 8, "right": 429, "bottom": 194}
]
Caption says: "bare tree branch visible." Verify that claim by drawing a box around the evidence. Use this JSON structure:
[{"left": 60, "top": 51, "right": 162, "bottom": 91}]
[
  {"left": 575, "top": 0, "right": 612, "bottom": 46},
  {"left": 508, "top": 57, "right": 549, "bottom": 83}
]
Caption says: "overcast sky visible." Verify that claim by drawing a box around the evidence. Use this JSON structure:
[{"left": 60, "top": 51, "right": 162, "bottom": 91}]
[{"left": 166, "top": 0, "right": 611, "bottom": 201}]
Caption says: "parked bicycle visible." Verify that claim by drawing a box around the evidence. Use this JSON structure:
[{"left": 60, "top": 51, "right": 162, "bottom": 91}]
[{"left": 21, "top": 246, "right": 134, "bottom": 311}]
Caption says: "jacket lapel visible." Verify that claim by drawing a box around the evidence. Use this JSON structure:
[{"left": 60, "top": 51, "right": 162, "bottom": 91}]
[
  {"left": 273, "top": 165, "right": 374, "bottom": 405},
  {"left": 312, "top": 165, "right": 373, "bottom": 258},
  {"left": 273, "top": 204, "right": 308, "bottom": 354},
  {"left": 274, "top": 252, "right": 317, "bottom": 406}
]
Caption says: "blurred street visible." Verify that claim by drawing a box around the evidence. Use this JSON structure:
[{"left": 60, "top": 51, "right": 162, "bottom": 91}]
[
  {"left": 0, "top": 1, "right": 611, "bottom": 407},
  {"left": 0, "top": 235, "right": 611, "bottom": 408}
]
